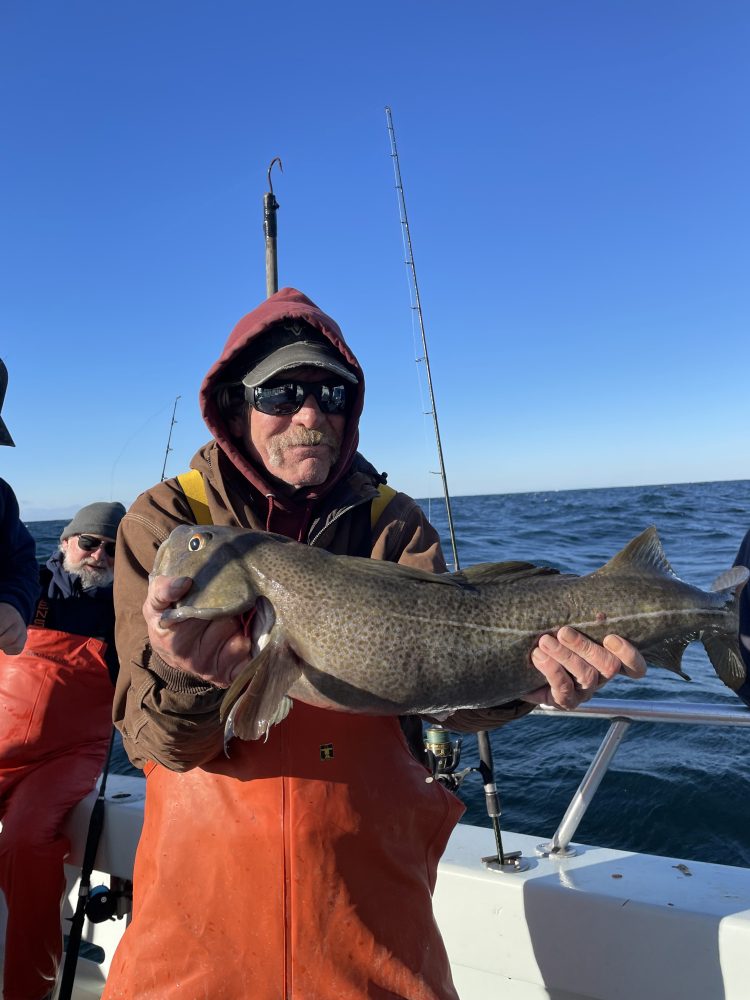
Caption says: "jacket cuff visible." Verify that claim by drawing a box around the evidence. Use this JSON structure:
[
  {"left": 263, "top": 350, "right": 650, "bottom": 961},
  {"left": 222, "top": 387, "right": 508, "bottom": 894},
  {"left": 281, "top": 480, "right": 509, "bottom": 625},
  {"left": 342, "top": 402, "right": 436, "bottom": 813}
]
[
  {"left": 145, "top": 647, "right": 223, "bottom": 696},
  {"left": 426, "top": 700, "right": 535, "bottom": 732}
]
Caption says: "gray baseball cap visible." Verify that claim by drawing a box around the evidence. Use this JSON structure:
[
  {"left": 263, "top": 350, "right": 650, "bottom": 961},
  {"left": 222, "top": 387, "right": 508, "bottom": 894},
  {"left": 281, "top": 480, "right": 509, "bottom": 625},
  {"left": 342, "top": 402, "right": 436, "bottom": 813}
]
[
  {"left": 241, "top": 325, "right": 358, "bottom": 389},
  {"left": 0, "top": 359, "right": 14, "bottom": 447}
]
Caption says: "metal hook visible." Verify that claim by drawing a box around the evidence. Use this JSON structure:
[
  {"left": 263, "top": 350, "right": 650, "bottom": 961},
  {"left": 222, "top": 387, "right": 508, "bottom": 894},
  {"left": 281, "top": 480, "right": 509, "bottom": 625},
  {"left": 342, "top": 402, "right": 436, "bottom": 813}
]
[{"left": 267, "top": 157, "right": 283, "bottom": 196}]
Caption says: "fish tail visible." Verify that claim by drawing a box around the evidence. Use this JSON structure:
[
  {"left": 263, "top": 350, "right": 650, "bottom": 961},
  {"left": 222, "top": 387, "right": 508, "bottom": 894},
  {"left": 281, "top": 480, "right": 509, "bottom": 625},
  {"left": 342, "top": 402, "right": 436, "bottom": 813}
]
[
  {"left": 701, "top": 566, "right": 750, "bottom": 694},
  {"left": 702, "top": 632, "right": 747, "bottom": 694}
]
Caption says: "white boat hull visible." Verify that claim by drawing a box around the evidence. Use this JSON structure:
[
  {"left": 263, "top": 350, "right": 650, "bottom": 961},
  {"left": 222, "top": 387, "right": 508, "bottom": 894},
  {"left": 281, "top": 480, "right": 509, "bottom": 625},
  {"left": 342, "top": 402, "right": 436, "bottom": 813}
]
[{"left": 11, "top": 774, "right": 742, "bottom": 999}]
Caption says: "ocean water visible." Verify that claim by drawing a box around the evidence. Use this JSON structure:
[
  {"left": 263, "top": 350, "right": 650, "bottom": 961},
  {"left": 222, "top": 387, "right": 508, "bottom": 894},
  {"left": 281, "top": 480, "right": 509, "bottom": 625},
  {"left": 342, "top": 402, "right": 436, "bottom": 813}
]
[{"left": 27, "top": 479, "right": 750, "bottom": 867}]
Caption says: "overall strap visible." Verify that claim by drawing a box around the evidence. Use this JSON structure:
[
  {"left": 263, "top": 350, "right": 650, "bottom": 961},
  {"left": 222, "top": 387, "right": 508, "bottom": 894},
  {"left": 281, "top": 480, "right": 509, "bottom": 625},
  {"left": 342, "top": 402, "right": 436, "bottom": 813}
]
[
  {"left": 176, "top": 469, "right": 212, "bottom": 525},
  {"left": 176, "top": 472, "right": 398, "bottom": 532},
  {"left": 370, "top": 483, "right": 397, "bottom": 529}
]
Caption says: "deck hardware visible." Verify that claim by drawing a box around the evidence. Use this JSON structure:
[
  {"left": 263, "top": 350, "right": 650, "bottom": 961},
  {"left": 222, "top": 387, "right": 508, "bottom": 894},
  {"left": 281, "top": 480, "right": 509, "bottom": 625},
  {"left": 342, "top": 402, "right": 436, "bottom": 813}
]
[{"left": 482, "top": 851, "right": 530, "bottom": 874}]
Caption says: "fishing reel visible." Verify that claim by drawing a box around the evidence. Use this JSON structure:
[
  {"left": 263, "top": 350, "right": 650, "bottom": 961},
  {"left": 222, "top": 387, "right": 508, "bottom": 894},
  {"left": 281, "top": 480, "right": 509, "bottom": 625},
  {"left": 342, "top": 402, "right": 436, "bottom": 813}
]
[
  {"left": 423, "top": 726, "right": 474, "bottom": 791},
  {"left": 84, "top": 877, "right": 133, "bottom": 923}
]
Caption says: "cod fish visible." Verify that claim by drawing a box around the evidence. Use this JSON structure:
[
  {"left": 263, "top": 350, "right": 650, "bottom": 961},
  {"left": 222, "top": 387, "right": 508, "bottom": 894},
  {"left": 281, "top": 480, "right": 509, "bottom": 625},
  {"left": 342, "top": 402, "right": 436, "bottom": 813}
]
[{"left": 154, "top": 524, "right": 749, "bottom": 744}]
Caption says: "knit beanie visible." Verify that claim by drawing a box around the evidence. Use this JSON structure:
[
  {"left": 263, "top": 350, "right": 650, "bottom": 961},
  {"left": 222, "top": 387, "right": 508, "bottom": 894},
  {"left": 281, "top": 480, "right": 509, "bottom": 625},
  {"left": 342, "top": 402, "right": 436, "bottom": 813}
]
[{"left": 60, "top": 501, "right": 127, "bottom": 541}]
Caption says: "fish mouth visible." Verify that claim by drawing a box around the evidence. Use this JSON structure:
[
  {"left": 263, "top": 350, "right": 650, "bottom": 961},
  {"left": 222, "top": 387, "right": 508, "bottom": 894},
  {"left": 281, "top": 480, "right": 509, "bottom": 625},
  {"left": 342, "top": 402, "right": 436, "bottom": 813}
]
[{"left": 160, "top": 604, "right": 240, "bottom": 623}]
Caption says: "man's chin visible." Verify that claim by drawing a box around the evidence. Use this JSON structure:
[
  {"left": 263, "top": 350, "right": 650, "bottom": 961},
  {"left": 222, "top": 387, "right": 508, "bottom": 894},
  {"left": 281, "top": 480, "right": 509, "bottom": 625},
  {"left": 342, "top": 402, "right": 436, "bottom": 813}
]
[
  {"left": 81, "top": 568, "right": 114, "bottom": 588},
  {"left": 272, "top": 454, "right": 336, "bottom": 489},
  {"left": 64, "top": 559, "right": 114, "bottom": 588}
]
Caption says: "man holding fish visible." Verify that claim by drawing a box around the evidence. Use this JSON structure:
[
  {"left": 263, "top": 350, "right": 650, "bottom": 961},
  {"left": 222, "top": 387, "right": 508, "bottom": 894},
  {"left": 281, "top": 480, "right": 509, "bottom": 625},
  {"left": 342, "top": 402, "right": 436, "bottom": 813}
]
[{"left": 104, "top": 288, "right": 645, "bottom": 1000}]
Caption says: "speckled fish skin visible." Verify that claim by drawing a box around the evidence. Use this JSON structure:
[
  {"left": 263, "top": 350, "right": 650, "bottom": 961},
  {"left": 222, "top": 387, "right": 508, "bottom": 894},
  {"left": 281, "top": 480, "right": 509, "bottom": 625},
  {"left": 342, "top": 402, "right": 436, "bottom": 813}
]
[{"left": 153, "top": 524, "right": 749, "bottom": 741}]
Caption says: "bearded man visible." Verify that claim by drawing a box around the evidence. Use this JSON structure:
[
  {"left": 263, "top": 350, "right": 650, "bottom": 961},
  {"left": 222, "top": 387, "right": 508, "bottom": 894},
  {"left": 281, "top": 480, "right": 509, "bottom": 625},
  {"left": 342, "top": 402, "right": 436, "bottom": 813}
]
[{"left": 0, "top": 500, "right": 125, "bottom": 1000}]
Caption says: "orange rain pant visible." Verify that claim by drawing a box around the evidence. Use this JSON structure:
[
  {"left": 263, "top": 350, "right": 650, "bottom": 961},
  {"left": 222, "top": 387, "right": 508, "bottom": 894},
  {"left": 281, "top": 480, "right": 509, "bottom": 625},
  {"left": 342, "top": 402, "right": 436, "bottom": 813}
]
[
  {"left": 0, "top": 629, "right": 113, "bottom": 1000},
  {"left": 104, "top": 702, "right": 464, "bottom": 1000}
]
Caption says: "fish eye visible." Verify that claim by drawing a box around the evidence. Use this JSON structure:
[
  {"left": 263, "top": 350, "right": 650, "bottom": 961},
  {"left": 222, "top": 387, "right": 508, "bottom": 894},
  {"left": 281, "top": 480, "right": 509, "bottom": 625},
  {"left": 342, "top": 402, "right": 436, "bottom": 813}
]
[{"left": 188, "top": 534, "right": 206, "bottom": 552}]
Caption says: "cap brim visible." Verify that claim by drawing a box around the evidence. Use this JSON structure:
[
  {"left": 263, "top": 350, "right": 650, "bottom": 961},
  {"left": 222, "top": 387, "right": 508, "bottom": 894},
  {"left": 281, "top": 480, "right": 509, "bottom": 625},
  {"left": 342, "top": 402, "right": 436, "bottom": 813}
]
[{"left": 242, "top": 342, "right": 358, "bottom": 388}]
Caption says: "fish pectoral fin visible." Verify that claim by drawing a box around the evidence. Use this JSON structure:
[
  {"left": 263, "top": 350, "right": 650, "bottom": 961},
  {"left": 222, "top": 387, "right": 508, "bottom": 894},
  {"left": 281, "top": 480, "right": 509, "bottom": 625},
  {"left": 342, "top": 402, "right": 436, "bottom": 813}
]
[
  {"left": 702, "top": 633, "right": 747, "bottom": 693},
  {"left": 638, "top": 635, "right": 692, "bottom": 679},
  {"left": 220, "top": 643, "right": 300, "bottom": 746}
]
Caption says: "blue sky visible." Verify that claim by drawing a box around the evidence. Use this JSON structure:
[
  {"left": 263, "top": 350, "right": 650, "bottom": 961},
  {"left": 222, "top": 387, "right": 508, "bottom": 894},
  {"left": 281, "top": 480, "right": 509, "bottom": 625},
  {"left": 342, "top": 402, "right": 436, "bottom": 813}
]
[{"left": 1, "top": 2, "right": 748, "bottom": 520}]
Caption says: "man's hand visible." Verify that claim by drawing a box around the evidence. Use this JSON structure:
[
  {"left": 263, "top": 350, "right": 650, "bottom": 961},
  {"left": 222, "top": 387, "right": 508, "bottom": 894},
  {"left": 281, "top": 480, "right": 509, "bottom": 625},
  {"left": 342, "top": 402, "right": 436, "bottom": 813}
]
[
  {"left": 0, "top": 603, "right": 27, "bottom": 655},
  {"left": 524, "top": 626, "right": 646, "bottom": 709},
  {"left": 143, "top": 575, "right": 254, "bottom": 688}
]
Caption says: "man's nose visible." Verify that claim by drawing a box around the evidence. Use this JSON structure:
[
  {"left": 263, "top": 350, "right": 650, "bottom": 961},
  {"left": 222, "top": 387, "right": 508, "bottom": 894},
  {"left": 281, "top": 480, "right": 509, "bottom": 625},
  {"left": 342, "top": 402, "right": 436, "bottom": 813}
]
[{"left": 293, "top": 393, "right": 325, "bottom": 425}]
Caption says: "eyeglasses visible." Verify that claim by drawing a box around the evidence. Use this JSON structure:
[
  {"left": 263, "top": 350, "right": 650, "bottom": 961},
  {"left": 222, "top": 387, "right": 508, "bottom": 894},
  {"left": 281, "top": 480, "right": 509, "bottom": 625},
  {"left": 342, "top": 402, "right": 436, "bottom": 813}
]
[
  {"left": 77, "top": 534, "right": 116, "bottom": 557},
  {"left": 247, "top": 380, "right": 349, "bottom": 417}
]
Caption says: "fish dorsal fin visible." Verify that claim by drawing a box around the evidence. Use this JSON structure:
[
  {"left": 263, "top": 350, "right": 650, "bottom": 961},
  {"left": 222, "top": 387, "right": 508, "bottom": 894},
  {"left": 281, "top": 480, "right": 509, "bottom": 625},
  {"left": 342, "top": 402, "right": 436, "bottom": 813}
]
[
  {"left": 341, "top": 555, "right": 465, "bottom": 588},
  {"left": 593, "top": 526, "right": 679, "bottom": 580},
  {"left": 710, "top": 565, "right": 750, "bottom": 594},
  {"left": 458, "top": 562, "right": 560, "bottom": 586}
]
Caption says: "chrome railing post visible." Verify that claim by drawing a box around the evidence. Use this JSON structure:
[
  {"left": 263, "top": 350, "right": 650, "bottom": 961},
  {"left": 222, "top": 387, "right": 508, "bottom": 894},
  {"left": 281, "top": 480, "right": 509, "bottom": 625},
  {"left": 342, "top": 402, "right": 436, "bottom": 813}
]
[{"left": 536, "top": 718, "right": 632, "bottom": 858}]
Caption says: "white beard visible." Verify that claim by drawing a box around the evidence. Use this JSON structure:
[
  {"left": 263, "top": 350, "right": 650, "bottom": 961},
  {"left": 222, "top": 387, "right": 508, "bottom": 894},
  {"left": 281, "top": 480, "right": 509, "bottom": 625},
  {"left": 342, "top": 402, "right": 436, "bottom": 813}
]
[{"left": 61, "top": 552, "right": 114, "bottom": 589}]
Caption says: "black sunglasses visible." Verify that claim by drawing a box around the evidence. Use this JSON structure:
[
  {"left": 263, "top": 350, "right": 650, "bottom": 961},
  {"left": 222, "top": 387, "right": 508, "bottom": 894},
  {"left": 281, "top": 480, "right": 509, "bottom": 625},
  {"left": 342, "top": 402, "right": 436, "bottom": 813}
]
[
  {"left": 247, "top": 380, "right": 349, "bottom": 417},
  {"left": 77, "top": 534, "right": 116, "bottom": 557}
]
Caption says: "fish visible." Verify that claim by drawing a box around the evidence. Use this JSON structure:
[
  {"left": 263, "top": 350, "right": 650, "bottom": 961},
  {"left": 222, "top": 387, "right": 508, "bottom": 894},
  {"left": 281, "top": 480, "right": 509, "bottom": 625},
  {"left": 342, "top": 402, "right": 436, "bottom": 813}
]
[{"left": 153, "top": 524, "right": 750, "bottom": 744}]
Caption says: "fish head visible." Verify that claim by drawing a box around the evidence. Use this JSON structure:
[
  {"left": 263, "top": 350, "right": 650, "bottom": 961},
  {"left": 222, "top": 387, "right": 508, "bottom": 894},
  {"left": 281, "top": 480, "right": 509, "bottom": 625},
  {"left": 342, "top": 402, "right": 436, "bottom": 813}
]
[{"left": 154, "top": 524, "right": 266, "bottom": 621}]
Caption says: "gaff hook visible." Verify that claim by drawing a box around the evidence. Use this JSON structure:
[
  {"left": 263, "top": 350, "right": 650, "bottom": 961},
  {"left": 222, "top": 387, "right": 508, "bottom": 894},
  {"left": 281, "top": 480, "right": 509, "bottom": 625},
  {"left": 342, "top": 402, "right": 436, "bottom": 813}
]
[
  {"left": 267, "top": 156, "right": 283, "bottom": 196},
  {"left": 264, "top": 157, "right": 283, "bottom": 297}
]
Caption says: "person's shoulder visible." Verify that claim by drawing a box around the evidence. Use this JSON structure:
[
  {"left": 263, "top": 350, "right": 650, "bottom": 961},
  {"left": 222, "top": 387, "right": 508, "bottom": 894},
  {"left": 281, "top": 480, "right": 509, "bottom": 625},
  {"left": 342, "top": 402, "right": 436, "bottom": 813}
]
[
  {"left": 0, "top": 477, "right": 17, "bottom": 509},
  {"left": 735, "top": 528, "right": 750, "bottom": 569}
]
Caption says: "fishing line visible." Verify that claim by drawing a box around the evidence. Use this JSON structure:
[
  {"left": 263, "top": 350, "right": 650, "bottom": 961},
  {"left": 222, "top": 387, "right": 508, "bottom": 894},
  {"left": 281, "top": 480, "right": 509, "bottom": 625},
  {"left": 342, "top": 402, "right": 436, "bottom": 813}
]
[{"left": 107, "top": 399, "right": 177, "bottom": 499}]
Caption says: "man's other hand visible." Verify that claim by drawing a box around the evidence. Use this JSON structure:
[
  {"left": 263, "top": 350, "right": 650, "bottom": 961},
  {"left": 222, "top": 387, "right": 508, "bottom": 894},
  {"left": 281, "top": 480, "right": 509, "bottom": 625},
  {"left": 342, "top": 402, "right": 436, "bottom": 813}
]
[{"left": 524, "top": 627, "right": 646, "bottom": 709}]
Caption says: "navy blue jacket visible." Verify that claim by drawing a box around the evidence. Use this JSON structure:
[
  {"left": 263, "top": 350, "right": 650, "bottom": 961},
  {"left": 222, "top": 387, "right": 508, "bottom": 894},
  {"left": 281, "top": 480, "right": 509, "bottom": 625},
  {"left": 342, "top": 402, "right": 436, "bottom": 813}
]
[
  {"left": 0, "top": 478, "right": 39, "bottom": 624},
  {"left": 733, "top": 529, "right": 750, "bottom": 707}
]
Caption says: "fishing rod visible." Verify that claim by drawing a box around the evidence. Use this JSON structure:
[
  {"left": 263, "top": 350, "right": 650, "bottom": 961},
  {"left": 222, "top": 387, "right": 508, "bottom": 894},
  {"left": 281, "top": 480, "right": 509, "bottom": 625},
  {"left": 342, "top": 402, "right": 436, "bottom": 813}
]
[
  {"left": 160, "top": 395, "right": 181, "bottom": 482},
  {"left": 264, "top": 157, "right": 283, "bottom": 297},
  {"left": 385, "top": 106, "right": 524, "bottom": 874},
  {"left": 57, "top": 729, "right": 117, "bottom": 1000},
  {"left": 384, "top": 108, "right": 459, "bottom": 574}
]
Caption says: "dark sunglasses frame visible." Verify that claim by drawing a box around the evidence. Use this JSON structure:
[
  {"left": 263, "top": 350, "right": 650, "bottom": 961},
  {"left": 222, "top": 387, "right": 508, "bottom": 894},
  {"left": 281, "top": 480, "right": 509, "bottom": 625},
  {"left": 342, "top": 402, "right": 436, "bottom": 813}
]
[
  {"left": 77, "top": 534, "right": 117, "bottom": 557},
  {"left": 247, "top": 380, "right": 349, "bottom": 417}
]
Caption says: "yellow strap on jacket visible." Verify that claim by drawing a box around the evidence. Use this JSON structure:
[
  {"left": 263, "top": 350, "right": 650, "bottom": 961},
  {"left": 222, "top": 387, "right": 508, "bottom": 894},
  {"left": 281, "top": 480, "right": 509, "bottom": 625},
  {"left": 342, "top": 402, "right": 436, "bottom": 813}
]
[
  {"left": 176, "top": 469, "right": 397, "bottom": 531},
  {"left": 176, "top": 469, "right": 211, "bottom": 525}
]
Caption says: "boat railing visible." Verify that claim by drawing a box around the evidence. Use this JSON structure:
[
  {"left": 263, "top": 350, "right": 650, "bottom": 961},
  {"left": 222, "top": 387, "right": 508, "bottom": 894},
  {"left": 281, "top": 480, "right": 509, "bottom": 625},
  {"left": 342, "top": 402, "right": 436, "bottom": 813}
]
[{"left": 527, "top": 698, "right": 750, "bottom": 860}]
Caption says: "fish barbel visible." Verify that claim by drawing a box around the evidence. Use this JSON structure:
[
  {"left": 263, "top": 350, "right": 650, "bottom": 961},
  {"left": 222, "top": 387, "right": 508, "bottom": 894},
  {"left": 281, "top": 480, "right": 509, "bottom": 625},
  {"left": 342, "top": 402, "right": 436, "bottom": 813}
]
[{"left": 153, "top": 525, "right": 749, "bottom": 744}]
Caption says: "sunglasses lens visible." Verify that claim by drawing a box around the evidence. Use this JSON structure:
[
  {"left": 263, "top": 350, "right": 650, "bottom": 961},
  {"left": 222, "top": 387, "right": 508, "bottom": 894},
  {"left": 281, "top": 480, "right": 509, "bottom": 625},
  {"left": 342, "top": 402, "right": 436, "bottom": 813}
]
[
  {"left": 253, "top": 383, "right": 303, "bottom": 416},
  {"left": 319, "top": 385, "right": 347, "bottom": 415},
  {"left": 77, "top": 535, "right": 116, "bottom": 556}
]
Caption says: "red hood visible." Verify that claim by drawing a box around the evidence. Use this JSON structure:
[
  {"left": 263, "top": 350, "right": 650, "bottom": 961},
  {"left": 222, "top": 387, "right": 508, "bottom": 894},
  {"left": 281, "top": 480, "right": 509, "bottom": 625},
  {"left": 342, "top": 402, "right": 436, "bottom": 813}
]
[{"left": 199, "top": 288, "right": 365, "bottom": 505}]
